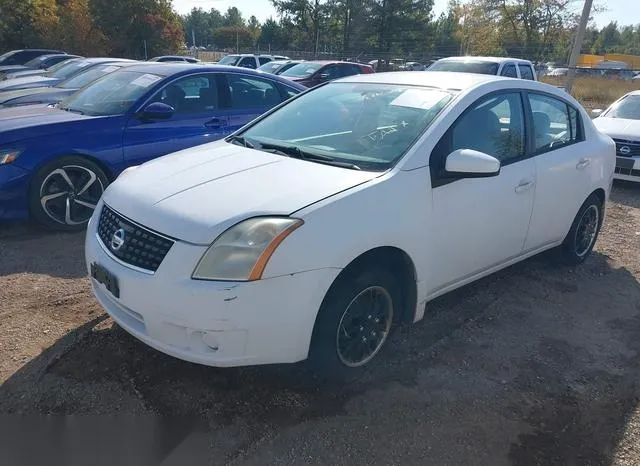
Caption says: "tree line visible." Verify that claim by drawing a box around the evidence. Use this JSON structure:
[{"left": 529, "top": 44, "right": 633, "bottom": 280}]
[
  {"left": 183, "top": 0, "right": 640, "bottom": 63},
  {"left": 0, "top": 0, "right": 183, "bottom": 58},
  {"left": 0, "top": 1, "right": 638, "bottom": 63}
]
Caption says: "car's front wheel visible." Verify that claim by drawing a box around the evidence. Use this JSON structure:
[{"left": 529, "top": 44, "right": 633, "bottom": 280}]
[
  {"left": 560, "top": 193, "right": 604, "bottom": 265},
  {"left": 309, "top": 266, "right": 400, "bottom": 379},
  {"left": 29, "top": 156, "right": 108, "bottom": 231}
]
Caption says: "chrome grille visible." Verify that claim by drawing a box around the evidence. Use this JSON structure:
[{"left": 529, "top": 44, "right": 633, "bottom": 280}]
[
  {"left": 612, "top": 138, "right": 640, "bottom": 157},
  {"left": 97, "top": 205, "right": 174, "bottom": 272}
]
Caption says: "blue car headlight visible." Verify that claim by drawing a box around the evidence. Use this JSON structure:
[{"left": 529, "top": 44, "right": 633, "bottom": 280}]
[{"left": 0, "top": 149, "right": 23, "bottom": 165}]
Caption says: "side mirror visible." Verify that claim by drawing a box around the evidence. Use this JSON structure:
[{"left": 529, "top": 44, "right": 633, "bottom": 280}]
[
  {"left": 319, "top": 73, "right": 330, "bottom": 79},
  {"left": 444, "top": 148, "right": 500, "bottom": 178},
  {"left": 591, "top": 109, "right": 603, "bottom": 118},
  {"left": 138, "top": 102, "right": 174, "bottom": 121}
]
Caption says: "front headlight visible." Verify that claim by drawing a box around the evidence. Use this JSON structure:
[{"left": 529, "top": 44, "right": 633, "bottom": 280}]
[
  {"left": 0, "top": 149, "right": 22, "bottom": 165},
  {"left": 192, "top": 217, "right": 303, "bottom": 281}
]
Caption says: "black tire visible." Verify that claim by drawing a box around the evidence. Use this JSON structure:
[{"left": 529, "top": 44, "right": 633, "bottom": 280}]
[
  {"left": 308, "top": 266, "right": 401, "bottom": 380},
  {"left": 29, "top": 156, "right": 109, "bottom": 231},
  {"left": 559, "top": 193, "right": 603, "bottom": 265}
]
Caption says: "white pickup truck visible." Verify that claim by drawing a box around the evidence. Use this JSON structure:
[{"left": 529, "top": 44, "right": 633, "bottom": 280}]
[{"left": 427, "top": 56, "right": 538, "bottom": 81}]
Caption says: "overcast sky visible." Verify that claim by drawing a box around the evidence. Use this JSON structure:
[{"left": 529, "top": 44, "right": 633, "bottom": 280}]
[{"left": 172, "top": 0, "right": 640, "bottom": 28}]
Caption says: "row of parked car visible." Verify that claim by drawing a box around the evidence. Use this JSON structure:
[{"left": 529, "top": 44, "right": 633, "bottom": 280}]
[
  {"left": 1, "top": 47, "right": 636, "bottom": 377},
  {"left": 0, "top": 49, "right": 636, "bottom": 231}
]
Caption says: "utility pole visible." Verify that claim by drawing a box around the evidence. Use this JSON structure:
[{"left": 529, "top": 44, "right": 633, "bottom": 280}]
[
  {"left": 236, "top": 30, "right": 239, "bottom": 53},
  {"left": 143, "top": 40, "right": 147, "bottom": 60},
  {"left": 565, "top": 0, "right": 593, "bottom": 93}
]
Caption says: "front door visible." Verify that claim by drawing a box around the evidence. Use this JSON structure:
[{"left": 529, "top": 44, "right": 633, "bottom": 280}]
[
  {"left": 123, "top": 73, "right": 229, "bottom": 167},
  {"left": 428, "top": 91, "right": 536, "bottom": 294}
]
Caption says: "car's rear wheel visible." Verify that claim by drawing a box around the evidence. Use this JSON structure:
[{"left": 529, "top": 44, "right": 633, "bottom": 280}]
[
  {"left": 309, "top": 267, "right": 400, "bottom": 379},
  {"left": 559, "top": 193, "right": 603, "bottom": 265},
  {"left": 29, "top": 156, "right": 108, "bottom": 231}
]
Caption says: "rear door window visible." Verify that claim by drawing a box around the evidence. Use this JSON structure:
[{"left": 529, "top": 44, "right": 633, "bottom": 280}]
[
  {"left": 518, "top": 65, "right": 535, "bottom": 80},
  {"left": 501, "top": 64, "right": 518, "bottom": 78},
  {"left": 227, "top": 74, "right": 284, "bottom": 109}
]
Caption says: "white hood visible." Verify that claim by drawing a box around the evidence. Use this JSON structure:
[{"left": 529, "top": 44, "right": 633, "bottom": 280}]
[
  {"left": 593, "top": 117, "right": 640, "bottom": 140},
  {"left": 102, "top": 140, "right": 380, "bottom": 244}
]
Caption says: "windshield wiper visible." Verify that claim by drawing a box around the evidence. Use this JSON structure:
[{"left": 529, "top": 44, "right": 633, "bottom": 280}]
[
  {"left": 258, "top": 142, "right": 361, "bottom": 170},
  {"left": 227, "top": 135, "right": 254, "bottom": 148},
  {"left": 62, "top": 107, "right": 85, "bottom": 115}
]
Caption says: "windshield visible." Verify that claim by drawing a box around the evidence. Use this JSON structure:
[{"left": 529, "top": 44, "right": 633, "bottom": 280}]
[
  {"left": 428, "top": 60, "right": 500, "bottom": 75},
  {"left": 58, "top": 64, "right": 123, "bottom": 89},
  {"left": 604, "top": 95, "right": 640, "bottom": 120},
  {"left": 24, "top": 55, "right": 50, "bottom": 67},
  {"left": 59, "top": 70, "right": 163, "bottom": 116},
  {"left": 46, "top": 59, "right": 95, "bottom": 79},
  {"left": 239, "top": 82, "right": 454, "bottom": 170},
  {"left": 218, "top": 55, "right": 240, "bottom": 66},
  {"left": 257, "top": 62, "right": 284, "bottom": 73},
  {"left": 281, "top": 63, "right": 323, "bottom": 78}
]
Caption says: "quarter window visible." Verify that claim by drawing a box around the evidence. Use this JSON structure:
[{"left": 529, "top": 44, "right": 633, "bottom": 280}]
[
  {"left": 528, "top": 93, "right": 580, "bottom": 152},
  {"left": 451, "top": 92, "right": 525, "bottom": 164},
  {"left": 258, "top": 57, "right": 271, "bottom": 66}
]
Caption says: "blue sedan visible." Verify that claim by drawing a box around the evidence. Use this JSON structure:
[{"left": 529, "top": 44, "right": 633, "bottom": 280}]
[{"left": 0, "top": 63, "right": 306, "bottom": 229}]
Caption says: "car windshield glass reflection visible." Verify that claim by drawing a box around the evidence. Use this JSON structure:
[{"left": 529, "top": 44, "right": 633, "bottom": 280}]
[
  {"left": 605, "top": 95, "right": 640, "bottom": 120},
  {"left": 280, "top": 63, "right": 323, "bottom": 78},
  {"left": 239, "top": 82, "right": 454, "bottom": 170},
  {"left": 428, "top": 61, "right": 500, "bottom": 75},
  {"left": 59, "top": 70, "right": 162, "bottom": 116}
]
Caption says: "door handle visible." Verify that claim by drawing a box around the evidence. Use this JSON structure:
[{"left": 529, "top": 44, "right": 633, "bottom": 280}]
[
  {"left": 576, "top": 158, "right": 590, "bottom": 169},
  {"left": 204, "top": 117, "right": 227, "bottom": 128},
  {"left": 515, "top": 180, "right": 534, "bottom": 193}
]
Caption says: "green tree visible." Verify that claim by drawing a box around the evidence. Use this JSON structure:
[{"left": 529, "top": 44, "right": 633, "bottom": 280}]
[{"left": 223, "top": 7, "right": 245, "bottom": 27}]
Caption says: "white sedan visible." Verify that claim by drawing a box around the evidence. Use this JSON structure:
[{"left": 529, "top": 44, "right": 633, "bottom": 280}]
[
  {"left": 86, "top": 71, "right": 615, "bottom": 377},
  {"left": 592, "top": 90, "right": 640, "bottom": 182}
]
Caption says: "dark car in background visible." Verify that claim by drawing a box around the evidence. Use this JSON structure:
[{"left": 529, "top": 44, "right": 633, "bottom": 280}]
[
  {"left": 149, "top": 55, "right": 200, "bottom": 63},
  {"left": 0, "top": 63, "right": 306, "bottom": 229},
  {"left": 0, "top": 54, "right": 79, "bottom": 77},
  {"left": 257, "top": 60, "right": 304, "bottom": 75},
  {"left": 280, "top": 60, "right": 374, "bottom": 87},
  {"left": 0, "top": 61, "right": 149, "bottom": 108},
  {"left": 0, "top": 57, "right": 135, "bottom": 91},
  {"left": 0, "top": 49, "right": 65, "bottom": 67}
]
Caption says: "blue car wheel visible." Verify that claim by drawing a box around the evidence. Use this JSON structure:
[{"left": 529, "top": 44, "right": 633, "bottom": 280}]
[{"left": 29, "top": 155, "right": 109, "bottom": 231}]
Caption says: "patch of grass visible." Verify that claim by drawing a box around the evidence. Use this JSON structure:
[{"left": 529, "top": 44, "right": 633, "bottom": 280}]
[{"left": 541, "top": 76, "right": 640, "bottom": 110}]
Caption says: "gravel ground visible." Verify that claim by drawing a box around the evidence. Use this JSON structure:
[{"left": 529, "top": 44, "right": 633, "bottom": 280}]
[{"left": 1, "top": 182, "right": 639, "bottom": 465}]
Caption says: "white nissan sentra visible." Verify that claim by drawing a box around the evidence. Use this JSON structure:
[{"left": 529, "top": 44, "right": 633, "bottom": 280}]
[{"left": 86, "top": 71, "right": 615, "bottom": 377}]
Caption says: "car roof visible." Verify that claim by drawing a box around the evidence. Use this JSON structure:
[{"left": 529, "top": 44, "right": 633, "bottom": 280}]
[
  {"left": 336, "top": 70, "right": 505, "bottom": 89},
  {"left": 121, "top": 63, "right": 309, "bottom": 85},
  {"left": 436, "top": 56, "right": 533, "bottom": 65},
  {"left": 299, "top": 60, "right": 366, "bottom": 65}
]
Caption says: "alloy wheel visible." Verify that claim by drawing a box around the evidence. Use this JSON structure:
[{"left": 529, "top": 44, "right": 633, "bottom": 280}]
[{"left": 39, "top": 165, "right": 104, "bottom": 226}]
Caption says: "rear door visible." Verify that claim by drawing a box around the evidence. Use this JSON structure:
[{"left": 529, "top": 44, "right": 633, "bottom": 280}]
[
  {"left": 523, "top": 92, "right": 593, "bottom": 249},
  {"left": 218, "top": 72, "right": 291, "bottom": 133},
  {"left": 123, "top": 73, "right": 229, "bottom": 166}
]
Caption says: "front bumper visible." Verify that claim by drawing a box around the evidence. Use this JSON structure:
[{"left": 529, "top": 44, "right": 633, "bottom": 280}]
[
  {"left": 614, "top": 156, "right": 640, "bottom": 182},
  {"left": 85, "top": 213, "right": 340, "bottom": 367},
  {"left": 0, "top": 163, "right": 30, "bottom": 220}
]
